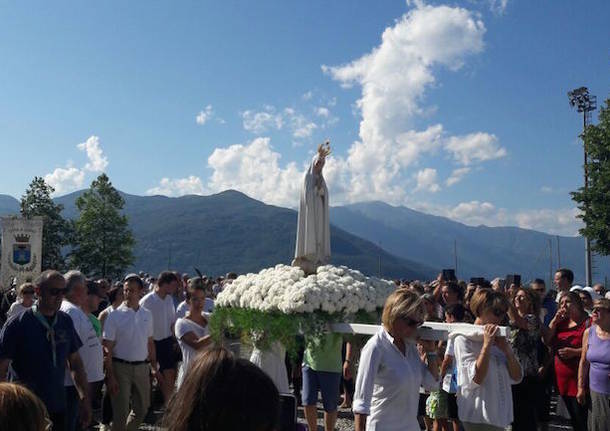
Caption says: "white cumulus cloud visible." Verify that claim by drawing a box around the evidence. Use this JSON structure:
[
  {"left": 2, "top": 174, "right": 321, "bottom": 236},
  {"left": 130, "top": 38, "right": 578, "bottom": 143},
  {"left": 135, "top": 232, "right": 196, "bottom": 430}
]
[
  {"left": 446, "top": 167, "right": 471, "bottom": 186},
  {"left": 196, "top": 105, "right": 214, "bottom": 125},
  {"left": 77, "top": 135, "right": 108, "bottom": 172},
  {"left": 414, "top": 168, "right": 440, "bottom": 193},
  {"left": 44, "top": 166, "right": 86, "bottom": 195},
  {"left": 241, "top": 106, "right": 283, "bottom": 134},
  {"left": 45, "top": 135, "right": 108, "bottom": 195},
  {"left": 319, "top": 2, "right": 492, "bottom": 203},
  {"left": 207, "top": 137, "right": 302, "bottom": 208},
  {"left": 445, "top": 133, "right": 506, "bottom": 165},
  {"left": 315, "top": 107, "right": 330, "bottom": 117},
  {"left": 418, "top": 200, "right": 581, "bottom": 236},
  {"left": 146, "top": 176, "right": 206, "bottom": 197}
]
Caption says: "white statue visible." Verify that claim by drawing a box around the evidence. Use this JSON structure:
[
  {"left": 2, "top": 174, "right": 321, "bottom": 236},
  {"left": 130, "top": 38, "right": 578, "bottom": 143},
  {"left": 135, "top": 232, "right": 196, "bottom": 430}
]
[{"left": 292, "top": 142, "right": 331, "bottom": 274}]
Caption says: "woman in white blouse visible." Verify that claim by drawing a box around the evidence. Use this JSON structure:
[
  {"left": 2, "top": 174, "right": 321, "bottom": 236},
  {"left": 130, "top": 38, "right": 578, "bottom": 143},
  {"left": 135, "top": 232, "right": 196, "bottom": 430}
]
[
  {"left": 175, "top": 281, "right": 212, "bottom": 388},
  {"left": 453, "top": 288, "right": 522, "bottom": 431},
  {"left": 353, "top": 288, "right": 439, "bottom": 431}
]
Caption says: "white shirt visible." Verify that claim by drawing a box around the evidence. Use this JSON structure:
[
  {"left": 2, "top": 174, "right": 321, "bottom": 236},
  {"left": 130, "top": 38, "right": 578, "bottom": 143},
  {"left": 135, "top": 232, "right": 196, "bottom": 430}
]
[
  {"left": 6, "top": 302, "right": 30, "bottom": 320},
  {"left": 140, "top": 291, "right": 176, "bottom": 340},
  {"left": 353, "top": 328, "right": 438, "bottom": 431},
  {"left": 103, "top": 303, "right": 153, "bottom": 362},
  {"left": 175, "top": 299, "right": 215, "bottom": 319},
  {"left": 453, "top": 335, "right": 522, "bottom": 428},
  {"left": 61, "top": 300, "right": 104, "bottom": 384},
  {"left": 175, "top": 315, "right": 210, "bottom": 387}
]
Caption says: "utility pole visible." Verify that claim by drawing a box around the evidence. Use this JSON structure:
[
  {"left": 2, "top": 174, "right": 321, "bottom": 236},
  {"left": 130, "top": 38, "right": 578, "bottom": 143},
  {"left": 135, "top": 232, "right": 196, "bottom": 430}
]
[
  {"left": 556, "top": 236, "right": 561, "bottom": 268},
  {"left": 568, "top": 87, "right": 597, "bottom": 287},
  {"left": 548, "top": 239, "right": 553, "bottom": 286},
  {"left": 454, "top": 239, "right": 458, "bottom": 277}
]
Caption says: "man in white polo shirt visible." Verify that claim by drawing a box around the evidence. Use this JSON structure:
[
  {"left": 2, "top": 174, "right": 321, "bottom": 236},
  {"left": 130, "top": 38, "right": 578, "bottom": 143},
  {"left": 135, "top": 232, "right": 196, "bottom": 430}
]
[
  {"left": 139, "top": 271, "right": 180, "bottom": 404},
  {"left": 103, "top": 274, "right": 157, "bottom": 431},
  {"left": 62, "top": 270, "right": 104, "bottom": 431}
]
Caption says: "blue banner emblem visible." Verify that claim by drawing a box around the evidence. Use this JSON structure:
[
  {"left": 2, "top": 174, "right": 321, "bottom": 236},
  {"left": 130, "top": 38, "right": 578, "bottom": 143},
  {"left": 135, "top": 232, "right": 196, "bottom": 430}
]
[{"left": 13, "top": 244, "right": 31, "bottom": 265}]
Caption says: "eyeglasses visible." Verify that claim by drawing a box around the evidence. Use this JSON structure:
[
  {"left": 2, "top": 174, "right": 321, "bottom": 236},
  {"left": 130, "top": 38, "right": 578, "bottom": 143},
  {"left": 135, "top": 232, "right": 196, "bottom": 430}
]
[
  {"left": 592, "top": 307, "right": 608, "bottom": 314},
  {"left": 48, "top": 287, "right": 68, "bottom": 296}
]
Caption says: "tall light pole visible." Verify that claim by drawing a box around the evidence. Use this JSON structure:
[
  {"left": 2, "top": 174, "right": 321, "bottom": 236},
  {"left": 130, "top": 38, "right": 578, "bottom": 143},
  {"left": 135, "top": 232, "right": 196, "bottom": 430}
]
[{"left": 567, "top": 86, "right": 597, "bottom": 286}]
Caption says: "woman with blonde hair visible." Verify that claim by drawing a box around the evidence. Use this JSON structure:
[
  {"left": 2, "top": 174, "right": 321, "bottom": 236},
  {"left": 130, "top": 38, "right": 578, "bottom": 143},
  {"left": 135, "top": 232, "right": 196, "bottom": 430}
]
[
  {"left": 453, "top": 288, "right": 522, "bottom": 431},
  {"left": 353, "top": 288, "right": 439, "bottom": 431},
  {"left": 6, "top": 282, "right": 36, "bottom": 320},
  {"left": 0, "top": 382, "right": 50, "bottom": 431}
]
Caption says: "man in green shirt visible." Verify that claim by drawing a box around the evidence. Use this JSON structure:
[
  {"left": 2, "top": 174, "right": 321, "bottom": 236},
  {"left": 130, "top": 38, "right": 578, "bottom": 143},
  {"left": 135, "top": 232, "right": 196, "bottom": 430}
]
[{"left": 302, "top": 332, "right": 343, "bottom": 431}]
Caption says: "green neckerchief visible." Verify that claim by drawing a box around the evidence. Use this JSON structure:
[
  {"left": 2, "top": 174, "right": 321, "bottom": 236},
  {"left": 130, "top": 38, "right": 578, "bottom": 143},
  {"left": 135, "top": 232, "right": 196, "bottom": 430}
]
[{"left": 32, "top": 304, "right": 58, "bottom": 367}]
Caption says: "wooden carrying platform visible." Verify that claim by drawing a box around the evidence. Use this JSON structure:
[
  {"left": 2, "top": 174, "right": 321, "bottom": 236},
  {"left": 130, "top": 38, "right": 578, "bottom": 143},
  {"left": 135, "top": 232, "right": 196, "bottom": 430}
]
[{"left": 330, "top": 321, "right": 509, "bottom": 341}]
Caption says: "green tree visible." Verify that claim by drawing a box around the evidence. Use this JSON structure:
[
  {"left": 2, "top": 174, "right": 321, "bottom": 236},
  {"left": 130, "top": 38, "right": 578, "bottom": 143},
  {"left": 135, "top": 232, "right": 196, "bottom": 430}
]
[
  {"left": 572, "top": 98, "right": 610, "bottom": 255},
  {"left": 71, "top": 173, "right": 135, "bottom": 278},
  {"left": 20, "top": 177, "right": 74, "bottom": 270}
]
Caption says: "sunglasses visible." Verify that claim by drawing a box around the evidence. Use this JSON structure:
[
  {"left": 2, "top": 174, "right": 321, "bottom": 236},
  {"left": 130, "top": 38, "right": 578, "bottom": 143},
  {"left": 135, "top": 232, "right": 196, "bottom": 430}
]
[
  {"left": 592, "top": 307, "right": 608, "bottom": 314},
  {"left": 404, "top": 317, "right": 424, "bottom": 327},
  {"left": 22, "top": 290, "right": 35, "bottom": 295},
  {"left": 491, "top": 308, "right": 506, "bottom": 317},
  {"left": 48, "top": 287, "right": 68, "bottom": 296}
]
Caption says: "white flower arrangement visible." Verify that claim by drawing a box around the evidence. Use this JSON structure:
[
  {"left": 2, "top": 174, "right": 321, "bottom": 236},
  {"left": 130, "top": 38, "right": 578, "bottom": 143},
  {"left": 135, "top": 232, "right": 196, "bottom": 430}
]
[{"left": 216, "top": 264, "right": 395, "bottom": 315}]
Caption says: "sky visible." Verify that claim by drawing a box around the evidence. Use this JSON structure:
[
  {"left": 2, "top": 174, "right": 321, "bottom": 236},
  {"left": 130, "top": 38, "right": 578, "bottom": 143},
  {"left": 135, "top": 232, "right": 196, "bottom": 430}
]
[{"left": 1, "top": 0, "right": 609, "bottom": 236}]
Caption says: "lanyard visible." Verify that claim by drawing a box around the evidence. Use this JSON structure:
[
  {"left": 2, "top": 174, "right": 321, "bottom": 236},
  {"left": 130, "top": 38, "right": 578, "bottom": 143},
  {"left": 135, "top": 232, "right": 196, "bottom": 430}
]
[{"left": 32, "top": 305, "right": 58, "bottom": 367}]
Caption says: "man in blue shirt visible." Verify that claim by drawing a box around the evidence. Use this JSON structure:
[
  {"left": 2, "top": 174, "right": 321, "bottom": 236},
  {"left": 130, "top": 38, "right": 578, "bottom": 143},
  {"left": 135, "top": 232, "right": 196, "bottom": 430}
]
[{"left": 0, "top": 270, "right": 91, "bottom": 431}]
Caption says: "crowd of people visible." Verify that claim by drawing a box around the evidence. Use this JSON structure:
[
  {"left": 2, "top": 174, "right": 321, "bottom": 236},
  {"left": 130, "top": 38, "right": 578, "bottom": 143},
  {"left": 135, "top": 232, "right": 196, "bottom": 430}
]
[{"left": 0, "top": 267, "right": 608, "bottom": 431}]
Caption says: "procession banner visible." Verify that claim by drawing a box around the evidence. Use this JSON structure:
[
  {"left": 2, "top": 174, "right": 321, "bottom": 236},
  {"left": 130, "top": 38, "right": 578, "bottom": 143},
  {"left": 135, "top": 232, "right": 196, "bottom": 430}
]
[{"left": 1, "top": 217, "right": 43, "bottom": 291}]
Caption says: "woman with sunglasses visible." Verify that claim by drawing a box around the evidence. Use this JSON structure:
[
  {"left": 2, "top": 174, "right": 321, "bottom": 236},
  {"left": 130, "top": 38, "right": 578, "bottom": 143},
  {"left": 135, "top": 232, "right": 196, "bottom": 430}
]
[
  {"left": 353, "top": 288, "right": 439, "bottom": 431},
  {"left": 507, "top": 287, "right": 547, "bottom": 431},
  {"left": 6, "top": 282, "right": 36, "bottom": 320},
  {"left": 547, "top": 291, "right": 590, "bottom": 431},
  {"left": 577, "top": 298, "right": 610, "bottom": 431},
  {"left": 453, "top": 289, "right": 522, "bottom": 431}
]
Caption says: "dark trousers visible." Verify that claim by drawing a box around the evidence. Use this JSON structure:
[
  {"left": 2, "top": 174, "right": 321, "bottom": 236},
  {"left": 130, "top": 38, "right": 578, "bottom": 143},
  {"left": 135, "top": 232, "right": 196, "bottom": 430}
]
[
  {"left": 65, "top": 385, "right": 80, "bottom": 431},
  {"left": 285, "top": 336, "right": 305, "bottom": 405},
  {"left": 102, "top": 386, "right": 113, "bottom": 425},
  {"left": 561, "top": 395, "right": 588, "bottom": 431},
  {"left": 512, "top": 377, "right": 539, "bottom": 431}
]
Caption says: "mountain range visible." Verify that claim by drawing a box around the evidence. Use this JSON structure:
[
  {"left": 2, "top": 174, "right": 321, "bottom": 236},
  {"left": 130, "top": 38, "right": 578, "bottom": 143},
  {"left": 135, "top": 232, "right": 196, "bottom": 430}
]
[
  {"left": 0, "top": 191, "right": 434, "bottom": 279},
  {"left": 0, "top": 191, "right": 607, "bottom": 284},
  {"left": 331, "top": 202, "right": 609, "bottom": 283}
]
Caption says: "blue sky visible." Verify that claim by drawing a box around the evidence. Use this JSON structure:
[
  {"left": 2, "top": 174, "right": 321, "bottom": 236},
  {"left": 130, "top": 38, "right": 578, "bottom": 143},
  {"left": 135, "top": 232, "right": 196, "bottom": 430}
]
[{"left": 0, "top": 0, "right": 608, "bottom": 235}]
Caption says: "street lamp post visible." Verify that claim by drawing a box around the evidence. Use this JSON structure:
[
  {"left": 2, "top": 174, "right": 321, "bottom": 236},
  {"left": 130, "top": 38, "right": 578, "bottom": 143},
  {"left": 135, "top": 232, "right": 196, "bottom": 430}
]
[{"left": 567, "top": 87, "right": 597, "bottom": 287}]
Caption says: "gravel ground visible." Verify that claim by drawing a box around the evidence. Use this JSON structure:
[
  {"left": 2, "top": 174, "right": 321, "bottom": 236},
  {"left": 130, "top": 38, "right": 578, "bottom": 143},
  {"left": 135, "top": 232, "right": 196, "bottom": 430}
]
[{"left": 125, "top": 395, "right": 573, "bottom": 431}]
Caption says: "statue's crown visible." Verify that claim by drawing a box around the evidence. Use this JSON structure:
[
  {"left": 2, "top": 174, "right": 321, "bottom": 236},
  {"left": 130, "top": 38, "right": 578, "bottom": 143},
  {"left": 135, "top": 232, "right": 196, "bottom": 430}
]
[
  {"left": 14, "top": 233, "right": 30, "bottom": 243},
  {"left": 317, "top": 140, "right": 331, "bottom": 158}
]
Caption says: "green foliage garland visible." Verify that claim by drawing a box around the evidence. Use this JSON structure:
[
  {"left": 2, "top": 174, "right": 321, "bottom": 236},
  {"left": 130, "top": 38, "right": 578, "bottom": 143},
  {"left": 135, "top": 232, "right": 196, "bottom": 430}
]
[{"left": 209, "top": 306, "right": 381, "bottom": 356}]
